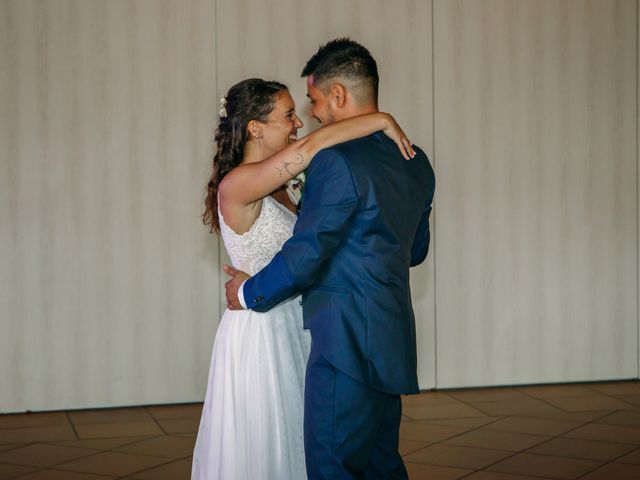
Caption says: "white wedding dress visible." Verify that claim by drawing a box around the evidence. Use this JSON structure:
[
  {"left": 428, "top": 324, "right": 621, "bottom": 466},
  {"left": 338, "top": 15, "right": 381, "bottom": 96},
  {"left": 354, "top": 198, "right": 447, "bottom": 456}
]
[{"left": 192, "top": 195, "right": 310, "bottom": 480}]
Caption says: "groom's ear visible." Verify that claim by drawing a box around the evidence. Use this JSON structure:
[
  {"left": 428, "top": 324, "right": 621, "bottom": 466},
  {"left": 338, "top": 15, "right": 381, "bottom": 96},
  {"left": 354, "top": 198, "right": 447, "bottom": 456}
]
[{"left": 329, "top": 83, "right": 347, "bottom": 109}]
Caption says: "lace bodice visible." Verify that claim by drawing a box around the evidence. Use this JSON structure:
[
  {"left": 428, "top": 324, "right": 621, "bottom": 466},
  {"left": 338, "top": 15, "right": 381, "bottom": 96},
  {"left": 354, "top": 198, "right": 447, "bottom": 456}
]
[{"left": 219, "top": 196, "right": 297, "bottom": 275}]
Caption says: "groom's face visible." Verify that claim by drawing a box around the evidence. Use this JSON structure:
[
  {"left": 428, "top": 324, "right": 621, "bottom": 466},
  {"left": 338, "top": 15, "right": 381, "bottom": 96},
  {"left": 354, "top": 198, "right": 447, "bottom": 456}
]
[{"left": 306, "top": 75, "right": 335, "bottom": 126}]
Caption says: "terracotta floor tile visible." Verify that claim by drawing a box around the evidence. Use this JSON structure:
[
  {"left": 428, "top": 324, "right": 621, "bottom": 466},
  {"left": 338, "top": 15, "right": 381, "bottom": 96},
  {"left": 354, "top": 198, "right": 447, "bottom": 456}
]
[
  {"left": 0, "top": 462, "right": 38, "bottom": 479},
  {"left": 400, "top": 422, "right": 469, "bottom": 443},
  {"left": 402, "top": 392, "right": 461, "bottom": 407},
  {"left": 0, "top": 425, "right": 76, "bottom": 445},
  {"left": 596, "top": 410, "right": 640, "bottom": 427},
  {"left": 0, "top": 443, "right": 100, "bottom": 467},
  {"left": 579, "top": 462, "right": 640, "bottom": 480},
  {"left": 52, "top": 437, "right": 154, "bottom": 450},
  {"left": 146, "top": 404, "right": 202, "bottom": 420},
  {"left": 404, "top": 462, "right": 472, "bottom": 480},
  {"left": 128, "top": 457, "right": 192, "bottom": 480},
  {"left": 6, "top": 382, "right": 640, "bottom": 479},
  {"left": 74, "top": 421, "right": 162, "bottom": 440},
  {"left": 616, "top": 395, "right": 640, "bottom": 408},
  {"left": 0, "top": 413, "right": 70, "bottom": 430},
  {"left": 616, "top": 447, "right": 640, "bottom": 464},
  {"left": 483, "top": 416, "right": 580, "bottom": 436},
  {"left": 0, "top": 445, "right": 21, "bottom": 454},
  {"left": 519, "top": 411, "right": 611, "bottom": 423},
  {"left": 564, "top": 423, "right": 640, "bottom": 444},
  {"left": 15, "top": 470, "right": 114, "bottom": 479},
  {"left": 487, "top": 453, "right": 601, "bottom": 479},
  {"left": 114, "top": 435, "right": 195, "bottom": 458},
  {"left": 464, "top": 472, "right": 556, "bottom": 480},
  {"left": 421, "top": 417, "right": 502, "bottom": 429},
  {"left": 54, "top": 451, "right": 169, "bottom": 477},
  {"left": 468, "top": 399, "right": 565, "bottom": 417},
  {"left": 445, "top": 429, "right": 549, "bottom": 452},
  {"left": 404, "top": 402, "right": 488, "bottom": 420},
  {"left": 542, "top": 395, "right": 638, "bottom": 412},
  {"left": 518, "top": 384, "right": 600, "bottom": 400},
  {"left": 68, "top": 408, "right": 153, "bottom": 426},
  {"left": 447, "top": 389, "right": 530, "bottom": 403},
  {"left": 527, "top": 437, "right": 637, "bottom": 461},
  {"left": 404, "top": 444, "right": 512, "bottom": 469},
  {"left": 400, "top": 439, "right": 430, "bottom": 456},
  {"left": 588, "top": 382, "right": 640, "bottom": 396},
  {"left": 154, "top": 418, "right": 199, "bottom": 434}
]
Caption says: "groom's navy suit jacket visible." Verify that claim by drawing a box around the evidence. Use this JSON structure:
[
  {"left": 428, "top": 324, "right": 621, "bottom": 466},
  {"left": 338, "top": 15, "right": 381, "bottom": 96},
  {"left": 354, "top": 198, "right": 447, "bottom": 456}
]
[{"left": 244, "top": 131, "right": 435, "bottom": 394}]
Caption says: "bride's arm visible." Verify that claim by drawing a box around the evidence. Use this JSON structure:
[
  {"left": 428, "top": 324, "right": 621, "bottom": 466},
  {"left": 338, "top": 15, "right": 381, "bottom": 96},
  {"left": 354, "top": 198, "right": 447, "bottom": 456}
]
[{"left": 219, "top": 112, "right": 414, "bottom": 206}]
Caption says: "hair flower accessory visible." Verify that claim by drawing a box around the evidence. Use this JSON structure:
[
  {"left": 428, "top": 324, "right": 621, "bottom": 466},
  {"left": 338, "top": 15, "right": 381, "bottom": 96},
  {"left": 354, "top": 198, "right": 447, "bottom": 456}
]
[{"left": 218, "top": 95, "right": 228, "bottom": 118}]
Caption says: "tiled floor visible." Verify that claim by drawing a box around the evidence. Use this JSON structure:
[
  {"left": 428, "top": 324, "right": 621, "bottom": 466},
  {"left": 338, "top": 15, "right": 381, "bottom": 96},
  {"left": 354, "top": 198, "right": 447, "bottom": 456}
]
[{"left": 1, "top": 382, "right": 640, "bottom": 479}]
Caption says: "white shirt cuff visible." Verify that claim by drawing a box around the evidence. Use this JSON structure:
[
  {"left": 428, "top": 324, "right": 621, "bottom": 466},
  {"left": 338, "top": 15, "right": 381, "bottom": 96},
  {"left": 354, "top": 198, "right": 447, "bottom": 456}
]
[{"left": 238, "top": 280, "right": 248, "bottom": 309}]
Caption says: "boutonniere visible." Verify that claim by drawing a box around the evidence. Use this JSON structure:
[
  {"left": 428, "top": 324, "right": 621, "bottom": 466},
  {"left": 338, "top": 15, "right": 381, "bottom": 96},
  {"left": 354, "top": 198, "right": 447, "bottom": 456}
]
[{"left": 285, "top": 172, "right": 305, "bottom": 207}]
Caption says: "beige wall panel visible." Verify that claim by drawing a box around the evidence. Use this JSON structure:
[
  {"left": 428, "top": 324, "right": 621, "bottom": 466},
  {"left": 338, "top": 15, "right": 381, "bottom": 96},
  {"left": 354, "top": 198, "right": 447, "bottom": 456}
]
[
  {"left": 215, "top": 0, "right": 436, "bottom": 387},
  {"left": 434, "top": 0, "right": 637, "bottom": 387},
  {"left": 0, "top": 0, "right": 218, "bottom": 412}
]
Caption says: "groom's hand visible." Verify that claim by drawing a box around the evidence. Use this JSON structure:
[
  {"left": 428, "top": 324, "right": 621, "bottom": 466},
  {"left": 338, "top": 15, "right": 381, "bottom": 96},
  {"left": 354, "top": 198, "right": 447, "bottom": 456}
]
[{"left": 223, "top": 264, "right": 250, "bottom": 310}]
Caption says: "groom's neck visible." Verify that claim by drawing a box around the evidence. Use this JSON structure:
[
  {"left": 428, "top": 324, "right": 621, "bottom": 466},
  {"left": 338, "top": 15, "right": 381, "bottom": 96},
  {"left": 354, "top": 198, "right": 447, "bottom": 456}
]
[{"left": 334, "top": 103, "right": 378, "bottom": 122}]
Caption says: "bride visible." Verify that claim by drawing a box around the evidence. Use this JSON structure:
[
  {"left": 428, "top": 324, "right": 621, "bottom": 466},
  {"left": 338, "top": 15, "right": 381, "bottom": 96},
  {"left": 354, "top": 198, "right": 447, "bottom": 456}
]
[{"left": 191, "top": 78, "right": 414, "bottom": 480}]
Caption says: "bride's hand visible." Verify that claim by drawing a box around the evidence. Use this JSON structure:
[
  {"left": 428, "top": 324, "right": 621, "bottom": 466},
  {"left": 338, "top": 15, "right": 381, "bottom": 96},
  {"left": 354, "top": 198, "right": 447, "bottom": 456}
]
[{"left": 381, "top": 113, "right": 416, "bottom": 160}]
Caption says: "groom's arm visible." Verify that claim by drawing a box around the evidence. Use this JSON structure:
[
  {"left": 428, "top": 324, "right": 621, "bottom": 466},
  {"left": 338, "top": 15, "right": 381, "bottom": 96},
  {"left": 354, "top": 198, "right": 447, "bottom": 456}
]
[
  {"left": 242, "top": 149, "right": 358, "bottom": 312},
  {"left": 410, "top": 155, "right": 435, "bottom": 267},
  {"left": 410, "top": 203, "right": 432, "bottom": 267}
]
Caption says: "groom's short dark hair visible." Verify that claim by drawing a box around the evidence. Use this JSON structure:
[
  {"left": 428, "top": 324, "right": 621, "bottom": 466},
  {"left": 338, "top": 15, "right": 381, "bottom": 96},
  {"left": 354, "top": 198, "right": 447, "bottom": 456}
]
[{"left": 301, "top": 38, "right": 379, "bottom": 105}]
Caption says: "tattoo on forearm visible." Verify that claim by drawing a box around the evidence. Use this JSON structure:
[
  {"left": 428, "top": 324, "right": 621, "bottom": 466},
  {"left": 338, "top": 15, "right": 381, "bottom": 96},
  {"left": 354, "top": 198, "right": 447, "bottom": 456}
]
[
  {"left": 284, "top": 161, "right": 295, "bottom": 177},
  {"left": 277, "top": 153, "right": 305, "bottom": 180}
]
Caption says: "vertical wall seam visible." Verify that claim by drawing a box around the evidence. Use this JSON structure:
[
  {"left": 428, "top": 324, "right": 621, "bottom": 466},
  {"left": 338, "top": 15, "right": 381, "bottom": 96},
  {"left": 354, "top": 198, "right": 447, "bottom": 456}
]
[
  {"left": 634, "top": 0, "right": 639, "bottom": 379},
  {"left": 432, "top": 0, "right": 438, "bottom": 389},
  {"left": 214, "top": 0, "right": 222, "bottom": 320}
]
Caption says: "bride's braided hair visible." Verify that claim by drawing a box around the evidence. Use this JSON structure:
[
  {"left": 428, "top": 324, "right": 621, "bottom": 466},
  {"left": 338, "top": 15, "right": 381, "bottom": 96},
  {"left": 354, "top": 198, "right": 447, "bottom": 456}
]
[{"left": 203, "top": 78, "right": 287, "bottom": 232}]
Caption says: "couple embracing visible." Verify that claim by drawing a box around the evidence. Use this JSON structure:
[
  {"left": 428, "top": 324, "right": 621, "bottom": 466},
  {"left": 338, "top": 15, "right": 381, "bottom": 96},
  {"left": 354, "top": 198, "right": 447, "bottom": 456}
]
[{"left": 192, "top": 38, "right": 435, "bottom": 480}]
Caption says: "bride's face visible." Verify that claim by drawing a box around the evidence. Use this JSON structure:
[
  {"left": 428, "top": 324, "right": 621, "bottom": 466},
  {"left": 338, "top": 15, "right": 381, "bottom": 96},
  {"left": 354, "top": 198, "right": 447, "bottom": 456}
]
[{"left": 260, "top": 91, "right": 303, "bottom": 155}]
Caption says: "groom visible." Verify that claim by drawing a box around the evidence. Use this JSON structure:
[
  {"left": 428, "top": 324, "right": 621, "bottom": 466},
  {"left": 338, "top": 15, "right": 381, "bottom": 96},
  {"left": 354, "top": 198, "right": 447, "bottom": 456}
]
[{"left": 225, "top": 38, "right": 435, "bottom": 479}]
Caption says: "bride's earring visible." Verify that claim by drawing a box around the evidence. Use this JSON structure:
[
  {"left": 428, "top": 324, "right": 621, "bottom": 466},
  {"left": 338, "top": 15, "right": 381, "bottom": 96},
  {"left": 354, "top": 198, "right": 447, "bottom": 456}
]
[{"left": 253, "top": 129, "right": 262, "bottom": 149}]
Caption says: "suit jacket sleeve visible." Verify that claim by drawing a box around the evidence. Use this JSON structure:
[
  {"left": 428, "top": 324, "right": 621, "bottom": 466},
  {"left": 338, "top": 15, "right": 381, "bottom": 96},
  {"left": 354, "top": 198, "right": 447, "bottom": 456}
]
[
  {"left": 410, "top": 203, "right": 432, "bottom": 267},
  {"left": 243, "top": 149, "right": 358, "bottom": 312}
]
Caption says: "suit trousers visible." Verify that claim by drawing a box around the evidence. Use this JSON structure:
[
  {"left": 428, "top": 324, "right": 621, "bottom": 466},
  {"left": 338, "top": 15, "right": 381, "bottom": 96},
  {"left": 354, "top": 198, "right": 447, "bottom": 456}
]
[{"left": 303, "top": 343, "right": 408, "bottom": 480}]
